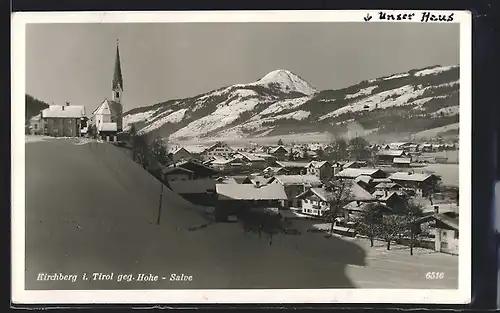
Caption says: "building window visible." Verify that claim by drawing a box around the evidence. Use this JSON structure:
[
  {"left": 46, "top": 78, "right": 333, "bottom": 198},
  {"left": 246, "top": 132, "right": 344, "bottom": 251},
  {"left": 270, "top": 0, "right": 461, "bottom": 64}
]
[
  {"left": 68, "top": 119, "right": 72, "bottom": 124},
  {"left": 34, "top": 124, "right": 38, "bottom": 130},
  {"left": 454, "top": 230, "right": 459, "bottom": 239}
]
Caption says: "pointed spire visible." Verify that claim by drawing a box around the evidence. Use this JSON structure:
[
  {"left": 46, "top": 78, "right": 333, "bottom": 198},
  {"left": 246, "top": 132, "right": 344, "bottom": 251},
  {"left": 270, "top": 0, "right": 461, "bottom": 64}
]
[{"left": 112, "top": 39, "right": 123, "bottom": 91}]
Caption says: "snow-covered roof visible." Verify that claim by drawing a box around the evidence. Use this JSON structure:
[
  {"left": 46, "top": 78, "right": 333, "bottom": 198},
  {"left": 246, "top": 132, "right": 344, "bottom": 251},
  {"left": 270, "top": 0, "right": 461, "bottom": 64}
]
[
  {"left": 416, "top": 213, "right": 459, "bottom": 230},
  {"left": 275, "top": 161, "right": 309, "bottom": 168},
  {"left": 42, "top": 105, "right": 85, "bottom": 118},
  {"left": 237, "top": 152, "right": 265, "bottom": 162},
  {"left": 216, "top": 183, "right": 287, "bottom": 200},
  {"left": 98, "top": 122, "right": 118, "bottom": 132},
  {"left": 335, "top": 168, "right": 386, "bottom": 179},
  {"left": 169, "top": 179, "right": 216, "bottom": 194},
  {"left": 211, "top": 158, "right": 236, "bottom": 165},
  {"left": 423, "top": 203, "right": 459, "bottom": 215},
  {"left": 216, "top": 177, "right": 239, "bottom": 184},
  {"left": 30, "top": 114, "right": 41, "bottom": 121},
  {"left": 372, "top": 190, "right": 402, "bottom": 201},
  {"left": 271, "top": 175, "right": 322, "bottom": 186},
  {"left": 377, "top": 149, "right": 405, "bottom": 156},
  {"left": 162, "top": 167, "right": 194, "bottom": 175},
  {"left": 298, "top": 182, "right": 375, "bottom": 202},
  {"left": 245, "top": 175, "right": 272, "bottom": 186},
  {"left": 343, "top": 201, "right": 391, "bottom": 213},
  {"left": 393, "top": 157, "right": 411, "bottom": 164},
  {"left": 308, "top": 161, "right": 330, "bottom": 169},
  {"left": 389, "top": 172, "right": 440, "bottom": 182},
  {"left": 269, "top": 146, "right": 289, "bottom": 154},
  {"left": 354, "top": 175, "right": 372, "bottom": 185},
  {"left": 374, "top": 182, "right": 401, "bottom": 189},
  {"left": 263, "top": 166, "right": 288, "bottom": 173}
]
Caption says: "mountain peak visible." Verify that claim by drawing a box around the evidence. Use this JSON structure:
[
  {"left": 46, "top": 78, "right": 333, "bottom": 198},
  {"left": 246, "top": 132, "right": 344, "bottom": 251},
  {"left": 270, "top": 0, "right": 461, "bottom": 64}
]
[{"left": 252, "top": 69, "right": 317, "bottom": 96}]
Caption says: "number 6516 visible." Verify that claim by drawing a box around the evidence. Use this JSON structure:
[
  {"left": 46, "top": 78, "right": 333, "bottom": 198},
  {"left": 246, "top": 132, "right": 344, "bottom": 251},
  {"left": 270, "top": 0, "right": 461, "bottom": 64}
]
[{"left": 425, "top": 272, "right": 444, "bottom": 279}]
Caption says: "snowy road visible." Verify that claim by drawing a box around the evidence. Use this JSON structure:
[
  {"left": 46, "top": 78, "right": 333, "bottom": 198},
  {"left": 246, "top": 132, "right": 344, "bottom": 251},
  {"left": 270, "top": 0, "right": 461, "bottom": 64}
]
[{"left": 23, "top": 137, "right": 457, "bottom": 290}]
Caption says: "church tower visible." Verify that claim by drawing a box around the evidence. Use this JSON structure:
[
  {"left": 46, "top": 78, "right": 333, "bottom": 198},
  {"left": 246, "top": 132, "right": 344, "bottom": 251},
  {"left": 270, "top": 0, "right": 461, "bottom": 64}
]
[
  {"left": 112, "top": 39, "right": 123, "bottom": 103},
  {"left": 111, "top": 39, "right": 123, "bottom": 132}
]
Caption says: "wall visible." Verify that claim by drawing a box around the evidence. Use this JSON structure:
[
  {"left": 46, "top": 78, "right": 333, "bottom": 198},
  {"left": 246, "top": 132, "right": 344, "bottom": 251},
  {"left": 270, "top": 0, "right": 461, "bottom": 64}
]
[
  {"left": 172, "top": 150, "right": 192, "bottom": 162},
  {"left": 45, "top": 118, "right": 79, "bottom": 137},
  {"left": 301, "top": 198, "right": 329, "bottom": 216},
  {"left": 439, "top": 228, "right": 459, "bottom": 255},
  {"left": 165, "top": 173, "right": 191, "bottom": 183}
]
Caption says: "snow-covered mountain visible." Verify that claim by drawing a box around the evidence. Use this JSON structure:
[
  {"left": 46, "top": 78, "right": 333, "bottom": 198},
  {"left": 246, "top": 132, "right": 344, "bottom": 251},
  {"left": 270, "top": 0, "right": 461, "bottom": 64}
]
[{"left": 124, "top": 65, "right": 459, "bottom": 142}]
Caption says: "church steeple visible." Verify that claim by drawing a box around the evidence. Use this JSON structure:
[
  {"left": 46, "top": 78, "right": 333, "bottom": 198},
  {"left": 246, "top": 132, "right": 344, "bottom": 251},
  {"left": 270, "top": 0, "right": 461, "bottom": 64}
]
[{"left": 112, "top": 39, "right": 123, "bottom": 102}]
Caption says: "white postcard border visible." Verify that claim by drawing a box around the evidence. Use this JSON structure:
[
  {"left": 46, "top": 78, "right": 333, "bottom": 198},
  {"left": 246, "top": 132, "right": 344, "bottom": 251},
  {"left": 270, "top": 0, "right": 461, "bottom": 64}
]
[{"left": 11, "top": 10, "right": 472, "bottom": 305}]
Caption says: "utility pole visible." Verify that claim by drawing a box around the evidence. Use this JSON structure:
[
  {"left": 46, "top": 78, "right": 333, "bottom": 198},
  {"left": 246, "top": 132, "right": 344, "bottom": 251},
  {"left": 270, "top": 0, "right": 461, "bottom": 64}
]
[{"left": 156, "top": 182, "right": 164, "bottom": 225}]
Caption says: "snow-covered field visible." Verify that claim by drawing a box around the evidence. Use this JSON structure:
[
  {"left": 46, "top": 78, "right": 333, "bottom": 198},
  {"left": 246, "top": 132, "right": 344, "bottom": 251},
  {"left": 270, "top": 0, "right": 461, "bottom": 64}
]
[
  {"left": 413, "top": 123, "right": 460, "bottom": 140},
  {"left": 414, "top": 65, "right": 457, "bottom": 77},
  {"left": 140, "top": 108, "right": 187, "bottom": 133},
  {"left": 319, "top": 81, "right": 459, "bottom": 121},
  {"left": 431, "top": 106, "right": 460, "bottom": 117},
  {"left": 383, "top": 73, "right": 409, "bottom": 80}
]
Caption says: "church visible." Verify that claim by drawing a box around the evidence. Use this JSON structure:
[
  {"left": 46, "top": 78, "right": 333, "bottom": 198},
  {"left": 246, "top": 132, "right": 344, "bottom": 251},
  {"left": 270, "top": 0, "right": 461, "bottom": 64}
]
[{"left": 89, "top": 40, "right": 124, "bottom": 141}]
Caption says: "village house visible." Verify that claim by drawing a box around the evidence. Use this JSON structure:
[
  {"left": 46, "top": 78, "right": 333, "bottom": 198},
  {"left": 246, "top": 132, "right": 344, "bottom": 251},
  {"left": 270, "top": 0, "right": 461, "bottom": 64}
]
[
  {"left": 41, "top": 104, "right": 86, "bottom": 137},
  {"left": 251, "top": 152, "right": 276, "bottom": 163},
  {"left": 342, "top": 201, "right": 392, "bottom": 222},
  {"left": 331, "top": 161, "right": 345, "bottom": 176},
  {"left": 268, "top": 175, "right": 323, "bottom": 208},
  {"left": 423, "top": 203, "right": 459, "bottom": 219},
  {"left": 414, "top": 206, "right": 459, "bottom": 255},
  {"left": 353, "top": 175, "right": 373, "bottom": 192},
  {"left": 165, "top": 160, "right": 220, "bottom": 206},
  {"left": 170, "top": 159, "right": 220, "bottom": 179},
  {"left": 386, "top": 142, "right": 412, "bottom": 151},
  {"left": 206, "top": 157, "right": 243, "bottom": 172},
  {"left": 214, "top": 183, "right": 288, "bottom": 221},
  {"left": 388, "top": 172, "right": 441, "bottom": 197},
  {"left": 241, "top": 175, "right": 272, "bottom": 187},
  {"left": 343, "top": 161, "right": 367, "bottom": 169},
  {"left": 216, "top": 176, "right": 239, "bottom": 184},
  {"left": 307, "top": 161, "right": 333, "bottom": 181},
  {"left": 28, "top": 114, "right": 45, "bottom": 135},
  {"left": 421, "top": 143, "right": 435, "bottom": 153},
  {"left": 376, "top": 150, "right": 407, "bottom": 165},
  {"left": 268, "top": 146, "right": 290, "bottom": 160},
  {"left": 296, "top": 182, "right": 376, "bottom": 217},
  {"left": 161, "top": 167, "right": 193, "bottom": 183},
  {"left": 201, "top": 142, "right": 235, "bottom": 161},
  {"left": 374, "top": 182, "right": 402, "bottom": 192},
  {"left": 274, "top": 161, "right": 309, "bottom": 175},
  {"left": 334, "top": 168, "right": 387, "bottom": 180},
  {"left": 235, "top": 152, "right": 268, "bottom": 170},
  {"left": 89, "top": 41, "right": 124, "bottom": 141},
  {"left": 372, "top": 190, "right": 408, "bottom": 213},
  {"left": 393, "top": 157, "right": 412, "bottom": 168},
  {"left": 262, "top": 166, "right": 290, "bottom": 177},
  {"left": 168, "top": 147, "right": 193, "bottom": 162}
]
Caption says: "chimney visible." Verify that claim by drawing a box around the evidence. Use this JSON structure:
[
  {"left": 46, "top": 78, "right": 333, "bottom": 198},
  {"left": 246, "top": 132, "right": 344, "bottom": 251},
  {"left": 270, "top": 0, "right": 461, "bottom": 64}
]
[
  {"left": 384, "top": 190, "right": 388, "bottom": 197},
  {"left": 434, "top": 205, "right": 439, "bottom": 214},
  {"left": 255, "top": 181, "right": 261, "bottom": 188}
]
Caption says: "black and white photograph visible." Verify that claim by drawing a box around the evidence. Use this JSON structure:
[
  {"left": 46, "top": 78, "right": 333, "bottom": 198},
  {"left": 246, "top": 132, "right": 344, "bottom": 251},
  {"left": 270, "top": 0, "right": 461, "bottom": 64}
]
[{"left": 12, "top": 11, "right": 471, "bottom": 304}]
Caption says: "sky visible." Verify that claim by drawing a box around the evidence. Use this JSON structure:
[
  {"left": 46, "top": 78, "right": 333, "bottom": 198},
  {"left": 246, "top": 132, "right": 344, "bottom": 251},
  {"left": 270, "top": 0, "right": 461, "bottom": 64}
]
[{"left": 26, "top": 22, "right": 459, "bottom": 114}]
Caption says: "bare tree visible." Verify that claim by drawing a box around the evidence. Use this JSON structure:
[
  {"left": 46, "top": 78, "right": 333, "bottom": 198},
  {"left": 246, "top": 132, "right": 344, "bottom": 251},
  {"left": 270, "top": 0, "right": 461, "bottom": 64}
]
[
  {"left": 380, "top": 214, "right": 406, "bottom": 250},
  {"left": 355, "top": 203, "right": 383, "bottom": 247},
  {"left": 401, "top": 201, "right": 425, "bottom": 255},
  {"left": 322, "top": 179, "right": 354, "bottom": 234},
  {"left": 331, "top": 138, "right": 348, "bottom": 161}
]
